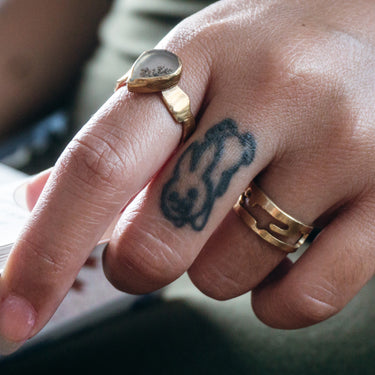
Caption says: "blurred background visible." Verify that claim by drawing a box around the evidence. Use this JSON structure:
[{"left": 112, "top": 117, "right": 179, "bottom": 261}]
[{"left": 0, "top": 1, "right": 374, "bottom": 373}]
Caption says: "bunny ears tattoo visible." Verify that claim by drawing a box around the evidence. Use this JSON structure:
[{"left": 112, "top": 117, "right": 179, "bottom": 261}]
[
  {"left": 161, "top": 118, "right": 256, "bottom": 231},
  {"left": 117, "top": 45, "right": 313, "bottom": 251},
  {"left": 160, "top": 117, "right": 313, "bottom": 253}
]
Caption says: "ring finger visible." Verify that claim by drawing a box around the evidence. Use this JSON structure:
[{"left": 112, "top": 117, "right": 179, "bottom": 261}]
[
  {"left": 104, "top": 92, "right": 364, "bottom": 307},
  {"left": 187, "top": 127, "right": 368, "bottom": 313},
  {"left": 187, "top": 157, "right": 342, "bottom": 300}
]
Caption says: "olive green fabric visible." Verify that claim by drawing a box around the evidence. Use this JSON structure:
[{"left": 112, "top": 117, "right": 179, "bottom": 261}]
[
  {"left": 61, "top": 1, "right": 375, "bottom": 373},
  {"left": 1, "top": 274, "right": 374, "bottom": 374}
]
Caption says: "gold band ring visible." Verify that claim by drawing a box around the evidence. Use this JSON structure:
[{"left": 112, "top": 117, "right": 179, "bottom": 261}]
[
  {"left": 233, "top": 182, "right": 314, "bottom": 253},
  {"left": 115, "top": 49, "right": 195, "bottom": 144}
]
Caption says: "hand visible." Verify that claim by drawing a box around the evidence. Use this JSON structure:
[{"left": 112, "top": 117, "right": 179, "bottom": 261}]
[
  {"left": 1, "top": 0, "right": 375, "bottom": 354},
  {"left": 0, "top": 0, "right": 110, "bottom": 134}
]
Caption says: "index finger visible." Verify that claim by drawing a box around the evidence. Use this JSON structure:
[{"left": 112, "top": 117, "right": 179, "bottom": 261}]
[{"left": 0, "top": 43, "right": 209, "bottom": 351}]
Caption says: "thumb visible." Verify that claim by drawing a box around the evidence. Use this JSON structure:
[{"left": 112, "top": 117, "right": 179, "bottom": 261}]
[
  {"left": 25, "top": 169, "right": 52, "bottom": 211},
  {"left": 13, "top": 168, "right": 52, "bottom": 212}
]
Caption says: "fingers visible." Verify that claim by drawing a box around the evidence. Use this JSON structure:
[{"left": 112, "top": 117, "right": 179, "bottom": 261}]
[
  {"left": 25, "top": 168, "right": 52, "bottom": 211},
  {"left": 1, "top": 1, "right": 372, "bottom": 352},
  {"left": 187, "top": 210, "right": 286, "bottom": 300},
  {"left": 102, "top": 51, "right": 364, "bottom": 299},
  {"left": 252, "top": 194, "right": 375, "bottom": 329},
  {"left": 185, "top": 119, "right": 374, "bottom": 325},
  {"left": 102, "top": 97, "right": 271, "bottom": 294},
  {"left": 23, "top": 168, "right": 119, "bottom": 245},
  {"left": 0, "top": 42, "right": 210, "bottom": 347},
  {"left": 186, "top": 127, "right": 363, "bottom": 301}
]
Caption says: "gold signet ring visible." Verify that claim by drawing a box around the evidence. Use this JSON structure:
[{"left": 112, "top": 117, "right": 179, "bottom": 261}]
[{"left": 115, "top": 49, "right": 196, "bottom": 144}]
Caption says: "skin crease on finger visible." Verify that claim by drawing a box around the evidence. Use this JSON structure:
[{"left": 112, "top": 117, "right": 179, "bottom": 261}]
[
  {"left": 103, "top": 0, "right": 375, "bottom": 320},
  {"left": 23, "top": 0, "right": 375, "bottom": 307},
  {"left": 1, "top": 0, "right": 375, "bottom": 355}
]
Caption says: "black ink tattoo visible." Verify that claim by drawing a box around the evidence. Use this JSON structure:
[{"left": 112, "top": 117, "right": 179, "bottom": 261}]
[{"left": 161, "top": 118, "right": 256, "bottom": 231}]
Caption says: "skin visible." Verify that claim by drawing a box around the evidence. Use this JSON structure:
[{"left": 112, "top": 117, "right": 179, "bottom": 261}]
[
  {"left": 0, "top": 0, "right": 375, "bottom": 355},
  {"left": 0, "top": 0, "right": 112, "bottom": 135}
]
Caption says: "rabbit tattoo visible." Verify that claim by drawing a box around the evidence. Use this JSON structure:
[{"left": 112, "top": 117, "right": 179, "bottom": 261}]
[{"left": 161, "top": 118, "right": 256, "bottom": 231}]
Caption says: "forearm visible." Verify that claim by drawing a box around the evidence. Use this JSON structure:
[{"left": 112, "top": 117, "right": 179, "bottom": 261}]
[{"left": 0, "top": 0, "right": 112, "bottom": 135}]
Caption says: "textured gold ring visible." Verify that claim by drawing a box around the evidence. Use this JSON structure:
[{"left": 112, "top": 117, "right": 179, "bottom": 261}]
[
  {"left": 233, "top": 181, "right": 314, "bottom": 253},
  {"left": 115, "top": 49, "right": 195, "bottom": 144}
]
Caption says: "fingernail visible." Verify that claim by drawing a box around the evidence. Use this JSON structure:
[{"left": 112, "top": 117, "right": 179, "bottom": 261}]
[
  {"left": 0, "top": 295, "right": 36, "bottom": 355},
  {"left": 13, "top": 180, "right": 28, "bottom": 210},
  {"left": 13, "top": 167, "right": 53, "bottom": 211}
]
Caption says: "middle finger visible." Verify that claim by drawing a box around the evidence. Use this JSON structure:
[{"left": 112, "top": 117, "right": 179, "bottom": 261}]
[{"left": 103, "top": 97, "right": 271, "bottom": 293}]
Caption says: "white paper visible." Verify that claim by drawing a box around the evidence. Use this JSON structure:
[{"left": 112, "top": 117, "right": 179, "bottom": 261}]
[
  {"left": 0, "top": 163, "right": 143, "bottom": 341},
  {"left": 0, "top": 165, "right": 29, "bottom": 272}
]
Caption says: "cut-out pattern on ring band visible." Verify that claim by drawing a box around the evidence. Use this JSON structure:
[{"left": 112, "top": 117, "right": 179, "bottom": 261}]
[
  {"left": 161, "top": 118, "right": 256, "bottom": 231},
  {"left": 233, "top": 182, "right": 314, "bottom": 252}
]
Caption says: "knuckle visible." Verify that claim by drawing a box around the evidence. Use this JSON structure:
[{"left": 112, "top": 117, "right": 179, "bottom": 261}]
[
  {"left": 268, "top": 28, "right": 371, "bottom": 97},
  {"left": 171, "top": 8, "right": 224, "bottom": 48},
  {"left": 61, "top": 131, "right": 136, "bottom": 194},
  {"left": 259, "top": 29, "right": 375, "bottom": 158},
  {"left": 106, "top": 216, "right": 186, "bottom": 293},
  {"left": 267, "top": 38, "right": 333, "bottom": 99},
  {"left": 163, "top": 16, "right": 218, "bottom": 76}
]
